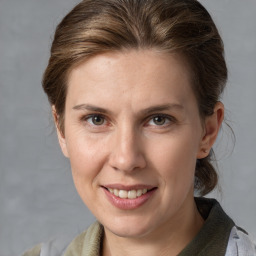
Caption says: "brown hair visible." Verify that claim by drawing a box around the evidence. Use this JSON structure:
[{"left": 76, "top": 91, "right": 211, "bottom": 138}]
[{"left": 43, "top": 0, "right": 227, "bottom": 195}]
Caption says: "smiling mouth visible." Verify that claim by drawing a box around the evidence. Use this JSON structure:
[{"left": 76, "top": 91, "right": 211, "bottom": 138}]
[
  {"left": 103, "top": 187, "right": 156, "bottom": 199},
  {"left": 102, "top": 185, "right": 157, "bottom": 210}
]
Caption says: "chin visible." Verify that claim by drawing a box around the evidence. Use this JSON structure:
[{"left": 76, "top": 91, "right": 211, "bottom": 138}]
[{"left": 102, "top": 215, "right": 155, "bottom": 238}]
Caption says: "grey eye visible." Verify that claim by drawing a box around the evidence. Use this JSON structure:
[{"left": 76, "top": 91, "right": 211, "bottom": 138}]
[
  {"left": 152, "top": 116, "right": 166, "bottom": 125},
  {"left": 88, "top": 115, "right": 105, "bottom": 125}
]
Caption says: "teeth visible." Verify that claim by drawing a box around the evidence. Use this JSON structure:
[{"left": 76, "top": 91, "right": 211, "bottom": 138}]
[
  {"left": 136, "top": 189, "right": 142, "bottom": 197},
  {"left": 119, "top": 190, "right": 128, "bottom": 199},
  {"left": 142, "top": 189, "right": 147, "bottom": 194},
  {"left": 114, "top": 189, "right": 119, "bottom": 196},
  {"left": 128, "top": 190, "right": 137, "bottom": 199},
  {"left": 107, "top": 188, "right": 148, "bottom": 199}
]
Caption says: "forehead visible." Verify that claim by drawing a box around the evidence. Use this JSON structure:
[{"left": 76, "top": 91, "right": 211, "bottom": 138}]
[{"left": 66, "top": 50, "right": 196, "bottom": 112}]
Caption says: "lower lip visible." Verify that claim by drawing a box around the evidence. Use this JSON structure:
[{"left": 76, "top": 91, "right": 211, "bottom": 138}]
[{"left": 103, "top": 188, "right": 156, "bottom": 210}]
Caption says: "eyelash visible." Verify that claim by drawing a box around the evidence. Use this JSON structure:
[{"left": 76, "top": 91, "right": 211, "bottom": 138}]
[
  {"left": 82, "top": 114, "right": 108, "bottom": 126},
  {"left": 146, "top": 114, "right": 175, "bottom": 127},
  {"left": 81, "top": 113, "right": 176, "bottom": 128}
]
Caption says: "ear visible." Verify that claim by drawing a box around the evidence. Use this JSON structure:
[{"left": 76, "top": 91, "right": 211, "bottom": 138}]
[
  {"left": 52, "top": 106, "right": 69, "bottom": 158},
  {"left": 197, "top": 102, "right": 224, "bottom": 159}
]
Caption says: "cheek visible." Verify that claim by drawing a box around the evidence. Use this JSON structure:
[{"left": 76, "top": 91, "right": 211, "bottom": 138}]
[
  {"left": 146, "top": 131, "right": 199, "bottom": 188},
  {"left": 65, "top": 131, "right": 109, "bottom": 187}
]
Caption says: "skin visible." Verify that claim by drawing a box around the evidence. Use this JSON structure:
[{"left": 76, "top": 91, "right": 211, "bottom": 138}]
[{"left": 54, "top": 50, "right": 224, "bottom": 256}]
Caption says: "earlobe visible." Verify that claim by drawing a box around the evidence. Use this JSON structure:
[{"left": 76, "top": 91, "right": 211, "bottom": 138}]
[
  {"left": 197, "top": 102, "right": 224, "bottom": 159},
  {"left": 51, "top": 106, "right": 69, "bottom": 158}
]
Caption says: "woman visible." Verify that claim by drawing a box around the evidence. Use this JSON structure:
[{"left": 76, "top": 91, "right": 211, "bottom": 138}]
[{"left": 23, "top": 0, "right": 256, "bottom": 255}]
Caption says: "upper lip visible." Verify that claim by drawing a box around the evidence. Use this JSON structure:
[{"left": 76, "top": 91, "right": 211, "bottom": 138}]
[{"left": 102, "top": 184, "right": 157, "bottom": 190}]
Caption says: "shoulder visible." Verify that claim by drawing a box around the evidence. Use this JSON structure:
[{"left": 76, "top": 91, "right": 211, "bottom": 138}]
[
  {"left": 225, "top": 226, "right": 256, "bottom": 256},
  {"left": 192, "top": 197, "right": 256, "bottom": 256},
  {"left": 63, "top": 221, "right": 103, "bottom": 256},
  {"left": 22, "top": 244, "right": 41, "bottom": 256},
  {"left": 21, "top": 222, "right": 103, "bottom": 256}
]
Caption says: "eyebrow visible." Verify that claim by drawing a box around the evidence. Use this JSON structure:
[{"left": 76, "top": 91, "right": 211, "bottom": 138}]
[
  {"left": 139, "top": 104, "right": 184, "bottom": 115},
  {"left": 73, "top": 104, "right": 110, "bottom": 113},
  {"left": 72, "top": 103, "right": 184, "bottom": 115}
]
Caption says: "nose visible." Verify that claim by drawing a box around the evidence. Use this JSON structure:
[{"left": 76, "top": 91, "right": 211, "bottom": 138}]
[{"left": 108, "top": 126, "right": 146, "bottom": 172}]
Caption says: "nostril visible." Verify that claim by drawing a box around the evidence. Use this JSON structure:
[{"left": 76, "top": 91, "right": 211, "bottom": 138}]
[{"left": 108, "top": 144, "right": 146, "bottom": 172}]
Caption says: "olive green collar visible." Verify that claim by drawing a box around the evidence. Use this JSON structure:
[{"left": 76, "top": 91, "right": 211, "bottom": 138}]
[
  {"left": 178, "top": 197, "right": 235, "bottom": 256},
  {"left": 64, "top": 197, "right": 235, "bottom": 256}
]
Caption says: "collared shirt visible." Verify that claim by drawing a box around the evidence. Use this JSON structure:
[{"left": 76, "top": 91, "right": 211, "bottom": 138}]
[{"left": 22, "top": 198, "right": 256, "bottom": 256}]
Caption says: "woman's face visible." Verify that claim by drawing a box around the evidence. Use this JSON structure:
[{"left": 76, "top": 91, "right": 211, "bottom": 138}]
[{"left": 57, "top": 50, "right": 209, "bottom": 238}]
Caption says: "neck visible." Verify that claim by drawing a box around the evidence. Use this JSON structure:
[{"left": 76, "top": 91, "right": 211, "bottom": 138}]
[{"left": 102, "top": 197, "right": 204, "bottom": 256}]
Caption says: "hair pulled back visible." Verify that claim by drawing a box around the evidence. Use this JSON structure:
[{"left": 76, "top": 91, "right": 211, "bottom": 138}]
[{"left": 43, "top": 0, "right": 227, "bottom": 195}]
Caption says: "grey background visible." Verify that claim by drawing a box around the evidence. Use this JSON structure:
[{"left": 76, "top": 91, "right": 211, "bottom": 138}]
[{"left": 0, "top": 0, "right": 255, "bottom": 255}]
